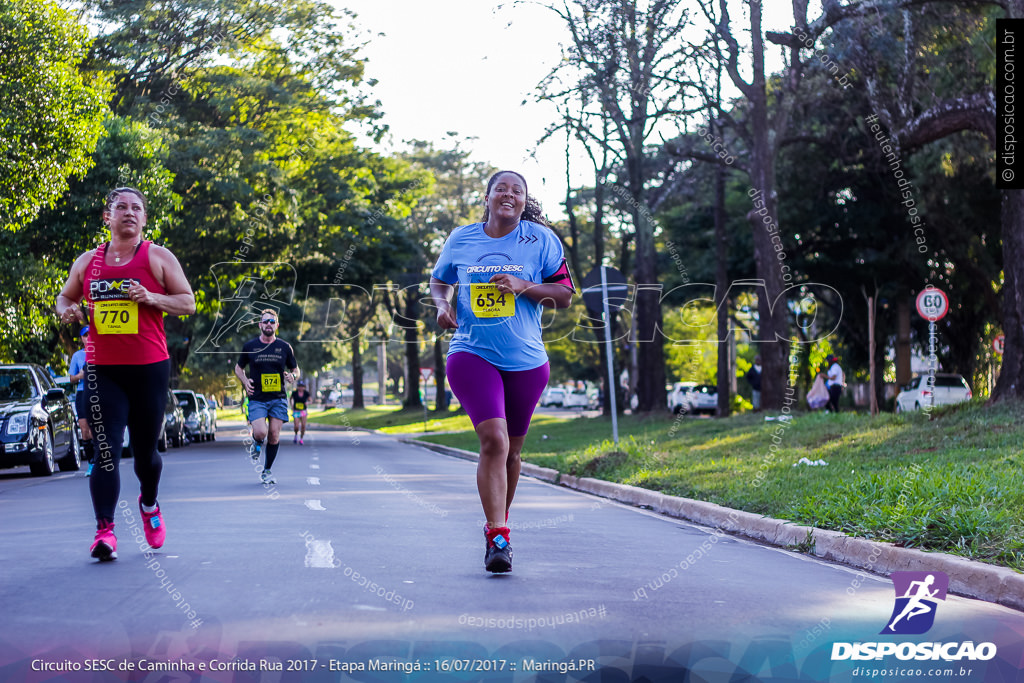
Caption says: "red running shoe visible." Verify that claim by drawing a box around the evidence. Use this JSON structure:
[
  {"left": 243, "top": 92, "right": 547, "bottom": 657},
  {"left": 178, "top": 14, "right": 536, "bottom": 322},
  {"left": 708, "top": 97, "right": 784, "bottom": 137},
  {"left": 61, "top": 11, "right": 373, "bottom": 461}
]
[
  {"left": 139, "top": 495, "right": 166, "bottom": 549},
  {"left": 90, "top": 520, "right": 118, "bottom": 561}
]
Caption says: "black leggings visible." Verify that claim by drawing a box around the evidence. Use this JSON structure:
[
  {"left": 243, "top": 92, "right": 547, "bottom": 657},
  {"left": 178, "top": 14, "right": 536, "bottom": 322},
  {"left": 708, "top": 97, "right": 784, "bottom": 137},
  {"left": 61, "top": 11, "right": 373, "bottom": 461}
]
[{"left": 85, "top": 360, "right": 170, "bottom": 522}]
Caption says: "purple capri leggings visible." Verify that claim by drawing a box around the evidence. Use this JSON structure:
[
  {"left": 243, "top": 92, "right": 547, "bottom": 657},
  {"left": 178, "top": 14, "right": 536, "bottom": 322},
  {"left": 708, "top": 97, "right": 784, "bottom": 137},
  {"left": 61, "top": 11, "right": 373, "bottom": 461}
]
[{"left": 446, "top": 352, "right": 550, "bottom": 437}]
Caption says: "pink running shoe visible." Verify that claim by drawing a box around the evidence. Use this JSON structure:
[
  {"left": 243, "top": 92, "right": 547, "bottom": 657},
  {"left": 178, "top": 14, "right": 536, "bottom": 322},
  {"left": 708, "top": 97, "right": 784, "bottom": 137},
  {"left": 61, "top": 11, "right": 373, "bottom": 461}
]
[
  {"left": 90, "top": 520, "right": 117, "bottom": 561},
  {"left": 139, "top": 495, "right": 166, "bottom": 549},
  {"left": 299, "top": 438, "right": 304, "bottom": 445}
]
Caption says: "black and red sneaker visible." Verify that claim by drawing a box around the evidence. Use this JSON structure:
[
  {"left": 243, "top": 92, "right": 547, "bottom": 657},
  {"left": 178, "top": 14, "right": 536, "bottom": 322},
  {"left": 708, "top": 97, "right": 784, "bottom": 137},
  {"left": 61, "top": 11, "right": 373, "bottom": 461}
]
[{"left": 484, "top": 526, "right": 512, "bottom": 573}]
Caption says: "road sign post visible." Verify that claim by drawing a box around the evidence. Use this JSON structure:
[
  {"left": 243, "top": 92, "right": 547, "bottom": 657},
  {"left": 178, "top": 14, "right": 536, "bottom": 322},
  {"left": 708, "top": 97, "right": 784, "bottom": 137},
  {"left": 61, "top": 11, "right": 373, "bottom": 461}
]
[
  {"left": 419, "top": 368, "right": 433, "bottom": 432},
  {"left": 915, "top": 287, "right": 949, "bottom": 411},
  {"left": 582, "top": 266, "right": 629, "bottom": 447}
]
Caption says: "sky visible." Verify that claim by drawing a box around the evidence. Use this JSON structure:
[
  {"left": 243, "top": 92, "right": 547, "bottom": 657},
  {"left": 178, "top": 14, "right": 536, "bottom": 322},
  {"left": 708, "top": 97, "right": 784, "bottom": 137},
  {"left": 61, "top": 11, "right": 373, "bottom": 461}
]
[
  {"left": 335, "top": 0, "right": 797, "bottom": 220},
  {"left": 335, "top": 0, "right": 573, "bottom": 215}
]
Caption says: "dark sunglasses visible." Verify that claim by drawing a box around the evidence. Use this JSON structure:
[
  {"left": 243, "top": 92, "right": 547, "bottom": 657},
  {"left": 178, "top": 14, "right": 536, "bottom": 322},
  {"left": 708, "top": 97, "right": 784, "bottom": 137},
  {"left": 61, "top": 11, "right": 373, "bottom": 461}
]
[{"left": 261, "top": 318, "right": 277, "bottom": 324}]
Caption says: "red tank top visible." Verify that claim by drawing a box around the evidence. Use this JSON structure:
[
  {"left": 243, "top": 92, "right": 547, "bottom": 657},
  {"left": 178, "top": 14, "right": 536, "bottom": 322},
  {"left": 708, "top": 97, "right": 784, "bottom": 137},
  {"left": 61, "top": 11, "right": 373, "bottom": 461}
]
[{"left": 84, "top": 241, "right": 170, "bottom": 365}]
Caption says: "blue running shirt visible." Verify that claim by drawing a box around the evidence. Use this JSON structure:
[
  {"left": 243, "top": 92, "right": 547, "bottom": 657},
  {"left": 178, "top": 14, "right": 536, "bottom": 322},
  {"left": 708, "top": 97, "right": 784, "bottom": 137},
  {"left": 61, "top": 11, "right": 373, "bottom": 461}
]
[{"left": 432, "top": 221, "right": 571, "bottom": 371}]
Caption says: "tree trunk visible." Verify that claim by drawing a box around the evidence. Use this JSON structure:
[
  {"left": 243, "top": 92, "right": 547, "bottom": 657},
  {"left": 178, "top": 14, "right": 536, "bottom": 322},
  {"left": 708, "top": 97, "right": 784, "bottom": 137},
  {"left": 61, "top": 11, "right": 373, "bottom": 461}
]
[
  {"left": 896, "top": 297, "right": 912, "bottom": 387},
  {"left": 741, "top": 0, "right": 789, "bottom": 410},
  {"left": 715, "top": 159, "right": 731, "bottom": 417},
  {"left": 351, "top": 337, "right": 364, "bottom": 409},
  {"left": 867, "top": 291, "right": 878, "bottom": 416},
  {"left": 633, "top": 195, "right": 667, "bottom": 412},
  {"left": 992, "top": 189, "right": 1024, "bottom": 401}
]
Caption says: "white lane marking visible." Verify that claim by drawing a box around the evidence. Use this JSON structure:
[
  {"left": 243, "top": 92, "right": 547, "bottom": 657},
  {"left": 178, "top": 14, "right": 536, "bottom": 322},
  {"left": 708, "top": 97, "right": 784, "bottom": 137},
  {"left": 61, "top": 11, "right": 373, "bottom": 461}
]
[
  {"left": 310, "top": 463, "right": 320, "bottom": 470},
  {"left": 307, "top": 477, "right": 321, "bottom": 486},
  {"left": 304, "top": 539, "right": 335, "bottom": 568},
  {"left": 305, "top": 499, "right": 326, "bottom": 511},
  {"left": 313, "top": 456, "right": 319, "bottom": 461}
]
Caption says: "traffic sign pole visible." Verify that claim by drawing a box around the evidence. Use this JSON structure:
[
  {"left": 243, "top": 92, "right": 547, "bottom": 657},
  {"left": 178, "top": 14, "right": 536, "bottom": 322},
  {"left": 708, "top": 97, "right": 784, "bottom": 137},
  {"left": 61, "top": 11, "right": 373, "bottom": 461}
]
[
  {"left": 601, "top": 266, "right": 619, "bottom": 446},
  {"left": 916, "top": 286, "right": 949, "bottom": 413}
]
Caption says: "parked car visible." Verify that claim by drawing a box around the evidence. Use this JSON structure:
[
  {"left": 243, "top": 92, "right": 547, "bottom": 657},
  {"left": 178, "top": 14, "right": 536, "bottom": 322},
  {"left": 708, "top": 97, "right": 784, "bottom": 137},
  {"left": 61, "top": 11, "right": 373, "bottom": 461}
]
[
  {"left": 205, "top": 395, "right": 218, "bottom": 441},
  {"left": 540, "top": 387, "right": 567, "bottom": 408},
  {"left": 160, "top": 388, "right": 185, "bottom": 449},
  {"left": 563, "top": 388, "right": 598, "bottom": 409},
  {"left": 668, "top": 382, "right": 698, "bottom": 414},
  {"left": 685, "top": 385, "right": 719, "bottom": 416},
  {"left": 53, "top": 375, "right": 84, "bottom": 450},
  {"left": 895, "top": 373, "right": 972, "bottom": 413},
  {"left": 174, "top": 390, "right": 211, "bottom": 442},
  {"left": 196, "top": 393, "right": 216, "bottom": 441},
  {"left": 0, "top": 364, "right": 80, "bottom": 476}
]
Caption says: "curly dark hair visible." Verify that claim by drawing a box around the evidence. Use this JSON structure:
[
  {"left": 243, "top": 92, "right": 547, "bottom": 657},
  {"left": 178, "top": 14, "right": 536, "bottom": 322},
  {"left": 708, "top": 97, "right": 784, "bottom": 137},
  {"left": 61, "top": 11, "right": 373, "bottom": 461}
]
[{"left": 481, "top": 170, "right": 548, "bottom": 226}]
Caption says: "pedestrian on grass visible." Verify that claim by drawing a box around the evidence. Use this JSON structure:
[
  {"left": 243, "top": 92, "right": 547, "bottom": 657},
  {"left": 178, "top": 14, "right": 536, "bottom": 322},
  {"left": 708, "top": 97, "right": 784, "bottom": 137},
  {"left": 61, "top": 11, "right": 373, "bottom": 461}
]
[
  {"left": 428, "top": 171, "right": 575, "bottom": 573},
  {"left": 745, "top": 355, "right": 762, "bottom": 411},
  {"left": 825, "top": 354, "right": 846, "bottom": 412}
]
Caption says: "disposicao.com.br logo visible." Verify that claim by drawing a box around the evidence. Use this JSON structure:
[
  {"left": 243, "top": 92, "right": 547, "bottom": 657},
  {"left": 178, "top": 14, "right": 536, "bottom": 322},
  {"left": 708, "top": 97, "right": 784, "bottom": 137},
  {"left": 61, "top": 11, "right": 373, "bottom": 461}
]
[{"left": 831, "top": 571, "right": 997, "bottom": 662}]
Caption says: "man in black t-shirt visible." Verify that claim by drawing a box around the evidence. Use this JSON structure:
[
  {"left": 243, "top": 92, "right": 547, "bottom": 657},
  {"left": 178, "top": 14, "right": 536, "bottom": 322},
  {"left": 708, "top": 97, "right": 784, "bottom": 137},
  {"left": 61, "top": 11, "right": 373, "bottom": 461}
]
[{"left": 234, "top": 309, "right": 299, "bottom": 484}]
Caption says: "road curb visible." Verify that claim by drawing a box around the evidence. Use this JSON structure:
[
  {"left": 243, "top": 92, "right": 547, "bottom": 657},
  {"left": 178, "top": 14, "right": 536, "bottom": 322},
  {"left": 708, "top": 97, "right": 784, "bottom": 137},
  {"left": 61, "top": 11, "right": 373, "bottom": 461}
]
[{"left": 400, "top": 437, "right": 1023, "bottom": 612}]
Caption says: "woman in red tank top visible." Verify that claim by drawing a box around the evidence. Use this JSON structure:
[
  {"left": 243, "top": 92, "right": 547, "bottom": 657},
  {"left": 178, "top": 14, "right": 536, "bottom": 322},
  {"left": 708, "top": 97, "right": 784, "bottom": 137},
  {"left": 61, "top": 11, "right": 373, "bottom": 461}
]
[{"left": 56, "top": 187, "right": 195, "bottom": 562}]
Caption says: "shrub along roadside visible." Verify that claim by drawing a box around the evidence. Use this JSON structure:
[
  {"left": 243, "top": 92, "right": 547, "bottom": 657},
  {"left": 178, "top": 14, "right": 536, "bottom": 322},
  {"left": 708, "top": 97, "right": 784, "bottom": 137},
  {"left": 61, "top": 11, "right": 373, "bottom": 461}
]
[{"left": 412, "top": 400, "right": 1024, "bottom": 572}]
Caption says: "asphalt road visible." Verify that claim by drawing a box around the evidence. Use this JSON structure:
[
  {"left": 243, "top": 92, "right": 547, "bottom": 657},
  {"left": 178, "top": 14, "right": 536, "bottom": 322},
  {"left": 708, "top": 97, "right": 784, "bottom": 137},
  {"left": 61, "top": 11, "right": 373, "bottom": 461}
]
[{"left": 1, "top": 424, "right": 1021, "bottom": 681}]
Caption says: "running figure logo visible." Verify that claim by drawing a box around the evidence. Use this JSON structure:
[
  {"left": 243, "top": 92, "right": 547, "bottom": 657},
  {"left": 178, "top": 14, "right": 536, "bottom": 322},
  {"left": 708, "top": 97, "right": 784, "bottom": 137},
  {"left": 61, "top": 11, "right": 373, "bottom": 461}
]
[{"left": 881, "top": 571, "right": 949, "bottom": 635}]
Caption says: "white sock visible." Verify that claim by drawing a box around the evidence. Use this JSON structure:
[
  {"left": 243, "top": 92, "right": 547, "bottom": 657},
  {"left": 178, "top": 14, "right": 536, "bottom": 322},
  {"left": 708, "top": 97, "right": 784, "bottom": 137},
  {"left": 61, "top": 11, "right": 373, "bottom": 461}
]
[{"left": 142, "top": 502, "right": 158, "bottom": 513}]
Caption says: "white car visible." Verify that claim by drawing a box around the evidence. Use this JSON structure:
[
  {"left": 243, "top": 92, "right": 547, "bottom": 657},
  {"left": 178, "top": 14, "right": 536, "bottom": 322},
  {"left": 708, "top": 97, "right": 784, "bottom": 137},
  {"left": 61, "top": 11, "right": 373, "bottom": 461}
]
[
  {"left": 668, "top": 382, "right": 697, "bottom": 414},
  {"left": 563, "top": 388, "right": 598, "bottom": 409},
  {"left": 895, "top": 373, "right": 972, "bottom": 413},
  {"left": 540, "top": 387, "right": 566, "bottom": 407},
  {"left": 684, "top": 385, "right": 719, "bottom": 416}
]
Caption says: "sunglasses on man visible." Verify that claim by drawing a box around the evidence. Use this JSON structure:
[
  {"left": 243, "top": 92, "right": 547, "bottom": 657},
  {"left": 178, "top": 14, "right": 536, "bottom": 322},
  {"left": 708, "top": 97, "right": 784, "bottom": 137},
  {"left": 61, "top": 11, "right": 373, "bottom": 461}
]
[{"left": 261, "top": 318, "right": 277, "bottom": 324}]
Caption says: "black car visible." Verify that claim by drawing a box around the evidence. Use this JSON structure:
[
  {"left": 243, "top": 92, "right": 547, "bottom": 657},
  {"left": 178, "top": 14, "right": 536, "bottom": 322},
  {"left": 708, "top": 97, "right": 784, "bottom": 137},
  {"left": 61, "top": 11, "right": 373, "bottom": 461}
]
[
  {"left": 160, "top": 388, "right": 185, "bottom": 449},
  {"left": 0, "top": 364, "right": 80, "bottom": 476}
]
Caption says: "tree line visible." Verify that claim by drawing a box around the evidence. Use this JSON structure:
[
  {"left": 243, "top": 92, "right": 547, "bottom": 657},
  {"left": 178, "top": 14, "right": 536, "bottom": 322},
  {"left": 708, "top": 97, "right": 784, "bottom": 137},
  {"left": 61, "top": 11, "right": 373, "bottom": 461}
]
[{"left": 1, "top": 0, "right": 1019, "bottom": 413}]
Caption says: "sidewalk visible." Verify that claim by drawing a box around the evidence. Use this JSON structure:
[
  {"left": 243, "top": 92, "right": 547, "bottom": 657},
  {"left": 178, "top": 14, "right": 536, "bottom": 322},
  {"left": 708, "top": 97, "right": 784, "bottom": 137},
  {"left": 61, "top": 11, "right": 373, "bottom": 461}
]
[{"left": 400, "top": 437, "right": 1024, "bottom": 613}]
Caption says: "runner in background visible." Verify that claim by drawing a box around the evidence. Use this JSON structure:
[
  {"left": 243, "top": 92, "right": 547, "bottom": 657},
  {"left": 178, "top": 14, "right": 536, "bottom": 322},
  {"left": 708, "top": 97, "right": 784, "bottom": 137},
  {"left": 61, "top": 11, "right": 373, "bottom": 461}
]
[
  {"left": 291, "top": 380, "right": 311, "bottom": 444},
  {"left": 429, "top": 170, "right": 575, "bottom": 573},
  {"left": 68, "top": 326, "right": 95, "bottom": 476},
  {"left": 234, "top": 309, "right": 298, "bottom": 484}
]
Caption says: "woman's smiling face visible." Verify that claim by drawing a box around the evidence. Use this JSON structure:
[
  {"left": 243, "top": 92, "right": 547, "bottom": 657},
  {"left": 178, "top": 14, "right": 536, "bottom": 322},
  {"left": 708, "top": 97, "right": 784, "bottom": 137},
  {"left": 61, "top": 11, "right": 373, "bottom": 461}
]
[{"left": 485, "top": 172, "right": 527, "bottom": 224}]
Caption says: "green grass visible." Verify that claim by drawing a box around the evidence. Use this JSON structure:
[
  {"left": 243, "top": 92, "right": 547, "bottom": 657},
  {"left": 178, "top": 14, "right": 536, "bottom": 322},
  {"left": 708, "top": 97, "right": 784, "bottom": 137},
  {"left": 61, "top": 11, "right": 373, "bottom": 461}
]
[
  {"left": 410, "top": 400, "right": 1024, "bottom": 572},
  {"left": 308, "top": 404, "right": 479, "bottom": 434}
]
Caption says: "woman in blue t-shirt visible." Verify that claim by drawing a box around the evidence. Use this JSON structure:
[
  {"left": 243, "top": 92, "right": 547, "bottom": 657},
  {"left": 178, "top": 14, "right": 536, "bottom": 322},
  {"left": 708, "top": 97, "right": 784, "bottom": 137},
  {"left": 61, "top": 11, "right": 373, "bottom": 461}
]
[{"left": 429, "top": 171, "right": 575, "bottom": 573}]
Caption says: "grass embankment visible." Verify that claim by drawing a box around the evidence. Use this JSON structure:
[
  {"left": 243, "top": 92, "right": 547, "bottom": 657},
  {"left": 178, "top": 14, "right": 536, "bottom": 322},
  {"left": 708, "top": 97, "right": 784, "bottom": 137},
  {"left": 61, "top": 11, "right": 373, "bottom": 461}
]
[{"left": 342, "top": 401, "right": 1024, "bottom": 571}]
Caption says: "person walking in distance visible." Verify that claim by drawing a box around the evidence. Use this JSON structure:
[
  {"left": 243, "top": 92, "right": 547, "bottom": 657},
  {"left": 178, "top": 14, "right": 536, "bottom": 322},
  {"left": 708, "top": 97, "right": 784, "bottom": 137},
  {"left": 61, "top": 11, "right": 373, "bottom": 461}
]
[
  {"left": 234, "top": 309, "right": 299, "bottom": 484},
  {"left": 68, "top": 326, "right": 96, "bottom": 476},
  {"left": 56, "top": 187, "right": 196, "bottom": 561},
  {"left": 291, "top": 380, "right": 311, "bottom": 444},
  {"left": 429, "top": 171, "right": 575, "bottom": 573},
  {"left": 745, "top": 355, "right": 762, "bottom": 412},
  {"left": 825, "top": 354, "right": 846, "bottom": 413}
]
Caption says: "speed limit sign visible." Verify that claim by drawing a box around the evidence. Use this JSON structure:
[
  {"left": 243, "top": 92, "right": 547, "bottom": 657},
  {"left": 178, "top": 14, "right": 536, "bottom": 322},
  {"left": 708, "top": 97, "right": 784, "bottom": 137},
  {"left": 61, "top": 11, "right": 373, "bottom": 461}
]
[
  {"left": 994, "top": 334, "right": 1005, "bottom": 356},
  {"left": 915, "top": 286, "right": 949, "bottom": 321}
]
